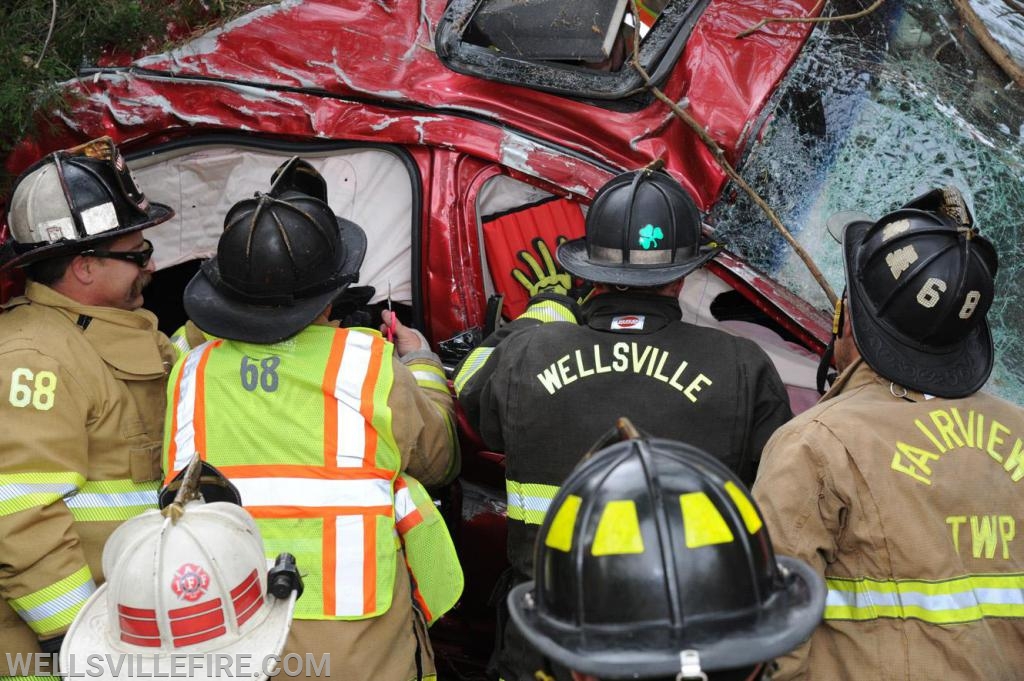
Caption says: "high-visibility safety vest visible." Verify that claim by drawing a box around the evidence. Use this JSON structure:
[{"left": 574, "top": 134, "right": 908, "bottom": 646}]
[
  {"left": 393, "top": 473, "right": 461, "bottom": 625},
  {"left": 164, "top": 325, "right": 461, "bottom": 622}
]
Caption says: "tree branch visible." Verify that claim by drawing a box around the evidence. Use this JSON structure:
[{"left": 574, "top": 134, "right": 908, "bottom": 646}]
[
  {"left": 735, "top": 0, "right": 884, "bottom": 40},
  {"left": 34, "top": 0, "right": 59, "bottom": 69},
  {"left": 952, "top": 0, "right": 1024, "bottom": 89}
]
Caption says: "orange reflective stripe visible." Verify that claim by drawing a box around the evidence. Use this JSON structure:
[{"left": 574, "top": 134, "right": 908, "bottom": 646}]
[
  {"left": 363, "top": 514, "right": 376, "bottom": 614},
  {"left": 322, "top": 332, "right": 346, "bottom": 468},
  {"left": 323, "top": 515, "right": 337, "bottom": 616},
  {"left": 394, "top": 479, "right": 423, "bottom": 534},
  {"left": 360, "top": 339, "right": 384, "bottom": 467},
  {"left": 246, "top": 505, "right": 392, "bottom": 520},
  {"left": 193, "top": 341, "right": 219, "bottom": 459},
  {"left": 166, "top": 341, "right": 219, "bottom": 483},
  {"left": 215, "top": 464, "right": 393, "bottom": 481},
  {"left": 396, "top": 509, "right": 423, "bottom": 534},
  {"left": 166, "top": 358, "right": 184, "bottom": 482}
]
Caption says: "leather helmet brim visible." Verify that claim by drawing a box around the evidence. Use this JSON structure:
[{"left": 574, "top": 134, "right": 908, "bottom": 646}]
[
  {"left": 842, "top": 219, "right": 993, "bottom": 398},
  {"left": 557, "top": 237, "right": 720, "bottom": 287},
  {"left": 0, "top": 201, "right": 174, "bottom": 271},
  {"left": 184, "top": 216, "right": 365, "bottom": 344},
  {"left": 507, "top": 554, "right": 825, "bottom": 679}
]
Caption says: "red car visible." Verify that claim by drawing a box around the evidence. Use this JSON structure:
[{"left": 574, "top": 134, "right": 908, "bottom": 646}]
[{"left": 1, "top": 0, "right": 861, "bottom": 674}]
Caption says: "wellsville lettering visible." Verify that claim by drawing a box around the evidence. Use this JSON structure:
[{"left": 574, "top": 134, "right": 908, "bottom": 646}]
[{"left": 536, "top": 341, "right": 712, "bottom": 402}]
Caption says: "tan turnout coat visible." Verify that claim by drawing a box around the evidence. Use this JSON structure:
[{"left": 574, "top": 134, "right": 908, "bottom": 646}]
[
  {"left": 753, "top": 360, "right": 1024, "bottom": 680},
  {"left": 0, "top": 282, "right": 173, "bottom": 674}
]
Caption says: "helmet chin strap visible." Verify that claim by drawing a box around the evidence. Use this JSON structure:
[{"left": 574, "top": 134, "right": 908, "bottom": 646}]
[
  {"left": 674, "top": 652, "right": 768, "bottom": 681},
  {"left": 676, "top": 650, "right": 708, "bottom": 681},
  {"left": 816, "top": 291, "right": 846, "bottom": 394}
]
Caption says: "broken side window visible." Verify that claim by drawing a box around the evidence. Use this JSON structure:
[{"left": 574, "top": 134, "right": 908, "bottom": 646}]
[{"left": 435, "top": 0, "right": 709, "bottom": 102}]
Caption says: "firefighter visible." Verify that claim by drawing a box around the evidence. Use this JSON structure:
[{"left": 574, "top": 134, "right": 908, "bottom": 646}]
[
  {"left": 752, "top": 187, "right": 1024, "bottom": 679},
  {"left": 508, "top": 424, "right": 825, "bottom": 681},
  {"left": 0, "top": 137, "right": 176, "bottom": 676},
  {"left": 163, "top": 177, "right": 461, "bottom": 681},
  {"left": 60, "top": 458, "right": 300, "bottom": 680},
  {"left": 454, "top": 168, "right": 791, "bottom": 680}
]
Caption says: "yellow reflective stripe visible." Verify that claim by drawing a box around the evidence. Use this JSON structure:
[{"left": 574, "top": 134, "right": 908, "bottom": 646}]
[
  {"left": 724, "top": 481, "right": 763, "bottom": 535},
  {"left": 506, "top": 479, "right": 559, "bottom": 525},
  {"left": 64, "top": 479, "right": 159, "bottom": 522},
  {"left": 545, "top": 495, "right": 581, "bottom": 552},
  {"left": 519, "top": 299, "right": 576, "bottom": 324},
  {"left": 592, "top": 500, "right": 644, "bottom": 556},
  {"left": 453, "top": 346, "right": 493, "bottom": 396},
  {"left": 680, "top": 492, "right": 734, "bottom": 548},
  {"left": 407, "top": 361, "right": 449, "bottom": 394},
  {"left": 0, "top": 472, "right": 85, "bottom": 516},
  {"left": 10, "top": 566, "right": 95, "bottom": 636},
  {"left": 825, "top": 573, "right": 1024, "bottom": 623}
]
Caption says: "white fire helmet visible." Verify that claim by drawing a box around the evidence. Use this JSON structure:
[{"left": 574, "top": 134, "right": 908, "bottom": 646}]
[
  {"left": 60, "top": 501, "right": 296, "bottom": 680},
  {"left": 2, "top": 137, "right": 173, "bottom": 270}
]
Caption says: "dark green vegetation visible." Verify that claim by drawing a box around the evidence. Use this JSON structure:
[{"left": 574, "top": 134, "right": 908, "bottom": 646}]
[{"left": 0, "top": 0, "right": 267, "bottom": 192}]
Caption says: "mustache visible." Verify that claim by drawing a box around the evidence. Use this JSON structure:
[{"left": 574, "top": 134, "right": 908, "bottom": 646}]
[{"left": 133, "top": 272, "right": 152, "bottom": 296}]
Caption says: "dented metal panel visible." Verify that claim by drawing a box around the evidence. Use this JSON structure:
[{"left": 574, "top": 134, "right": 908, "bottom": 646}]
[{"left": 7, "top": 0, "right": 823, "bottom": 211}]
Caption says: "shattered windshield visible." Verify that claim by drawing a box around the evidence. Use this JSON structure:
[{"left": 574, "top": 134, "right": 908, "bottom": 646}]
[{"left": 710, "top": 0, "right": 1024, "bottom": 404}]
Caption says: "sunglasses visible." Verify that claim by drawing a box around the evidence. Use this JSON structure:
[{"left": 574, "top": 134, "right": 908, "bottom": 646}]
[{"left": 80, "top": 239, "right": 155, "bottom": 267}]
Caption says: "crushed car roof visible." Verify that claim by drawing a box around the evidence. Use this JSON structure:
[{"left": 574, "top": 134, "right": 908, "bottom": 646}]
[{"left": 6, "top": 0, "right": 823, "bottom": 209}]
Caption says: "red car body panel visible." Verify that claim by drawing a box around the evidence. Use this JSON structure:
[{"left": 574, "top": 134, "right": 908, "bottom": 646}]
[
  {"left": 9, "top": 0, "right": 819, "bottom": 201},
  {"left": 4, "top": 0, "right": 829, "bottom": 344}
]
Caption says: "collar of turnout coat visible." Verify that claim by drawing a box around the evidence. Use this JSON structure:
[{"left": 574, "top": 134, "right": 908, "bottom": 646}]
[{"left": 583, "top": 292, "right": 682, "bottom": 334}]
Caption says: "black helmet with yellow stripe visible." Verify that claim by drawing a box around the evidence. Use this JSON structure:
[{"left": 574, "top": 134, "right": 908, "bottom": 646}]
[{"left": 507, "top": 428, "right": 824, "bottom": 680}]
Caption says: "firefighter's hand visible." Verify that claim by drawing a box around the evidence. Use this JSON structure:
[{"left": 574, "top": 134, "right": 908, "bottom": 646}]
[
  {"left": 512, "top": 237, "right": 571, "bottom": 297},
  {"left": 381, "top": 309, "right": 430, "bottom": 357}
]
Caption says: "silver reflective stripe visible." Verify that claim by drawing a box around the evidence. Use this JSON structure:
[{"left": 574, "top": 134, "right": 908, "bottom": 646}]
[
  {"left": 13, "top": 580, "right": 96, "bottom": 625},
  {"left": 413, "top": 369, "right": 449, "bottom": 390},
  {"left": 506, "top": 480, "right": 560, "bottom": 524},
  {"left": 170, "top": 333, "right": 192, "bottom": 356},
  {"left": 64, "top": 489, "right": 159, "bottom": 509},
  {"left": 590, "top": 245, "right": 692, "bottom": 265},
  {"left": 825, "top": 574, "right": 1024, "bottom": 623},
  {"left": 508, "top": 492, "right": 554, "bottom": 515},
  {"left": 0, "top": 482, "right": 78, "bottom": 503},
  {"left": 80, "top": 202, "right": 119, "bottom": 236},
  {"left": 453, "top": 346, "right": 494, "bottom": 396},
  {"left": 520, "top": 299, "right": 575, "bottom": 324},
  {"left": 828, "top": 586, "right": 1024, "bottom": 611}
]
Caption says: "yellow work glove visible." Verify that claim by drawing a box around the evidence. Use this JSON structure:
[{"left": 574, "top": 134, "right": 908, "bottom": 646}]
[{"left": 512, "top": 237, "right": 571, "bottom": 298}]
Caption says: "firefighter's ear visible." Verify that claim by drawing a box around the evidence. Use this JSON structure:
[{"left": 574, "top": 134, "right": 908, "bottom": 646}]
[{"left": 67, "top": 254, "right": 95, "bottom": 285}]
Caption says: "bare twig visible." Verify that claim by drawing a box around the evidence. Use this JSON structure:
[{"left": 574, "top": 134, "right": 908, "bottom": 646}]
[
  {"left": 34, "top": 0, "right": 58, "bottom": 69},
  {"left": 627, "top": 0, "right": 838, "bottom": 306},
  {"left": 735, "top": 0, "right": 884, "bottom": 40},
  {"left": 952, "top": 0, "right": 1024, "bottom": 89}
]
